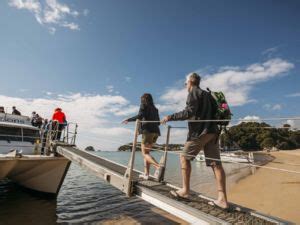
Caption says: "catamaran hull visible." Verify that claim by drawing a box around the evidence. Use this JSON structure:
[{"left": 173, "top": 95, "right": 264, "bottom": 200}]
[
  {"left": 0, "top": 160, "right": 16, "bottom": 179},
  {"left": 0, "top": 141, "right": 36, "bottom": 155},
  {"left": 0, "top": 156, "right": 70, "bottom": 196}
]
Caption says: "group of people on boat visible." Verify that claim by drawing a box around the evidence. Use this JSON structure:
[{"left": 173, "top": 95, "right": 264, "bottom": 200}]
[
  {"left": 39, "top": 108, "right": 67, "bottom": 154},
  {"left": 31, "top": 108, "right": 66, "bottom": 134},
  {"left": 0, "top": 106, "right": 21, "bottom": 115},
  {"left": 0, "top": 105, "right": 67, "bottom": 153},
  {"left": 122, "top": 72, "right": 229, "bottom": 210},
  {"left": 31, "top": 111, "right": 43, "bottom": 128}
]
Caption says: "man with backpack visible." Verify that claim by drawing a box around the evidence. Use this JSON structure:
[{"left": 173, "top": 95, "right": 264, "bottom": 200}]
[{"left": 162, "top": 72, "right": 229, "bottom": 210}]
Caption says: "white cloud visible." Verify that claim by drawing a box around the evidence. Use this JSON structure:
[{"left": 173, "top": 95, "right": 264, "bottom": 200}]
[
  {"left": 61, "top": 22, "right": 79, "bottom": 30},
  {"left": 159, "top": 58, "right": 294, "bottom": 112},
  {"left": 9, "top": 0, "right": 41, "bottom": 13},
  {"left": 90, "top": 127, "right": 133, "bottom": 137},
  {"left": 18, "top": 89, "right": 29, "bottom": 93},
  {"left": 263, "top": 103, "right": 282, "bottom": 111},
  {"left": 83, "top": 9, "right": 89, "bottom": 16},
  {"left": 113, "top": 105, "right": 139, "bottom": 117},
  {"left": 286, "top": 92, "right": 300, "bottom": 97},
  {"left": 125, "top": 76, "right": 132, "bottom": 82},
  {"left": 262, "top": 46, "right": 279, "bottom": 56},
  {"left": 240, "top": 115, "right": 261, "bottom": 122},
  {"left": 8, "top": 0, "right": 83, "bottom": 33},
  {"left": 272, "top": 104, "right": 282, "bottom": 110},
  {"left": 0, "top": 93, "right": 138, "bottom": 150},
  {"left": 286, "top": 119, "right": 300, "bottom": 130},
  {"left": 48, "top": 27, "right": 56, "bottom": 34},
  {"left": 106, "top": 85, "right": 114, "bottom": 93},
  {"left": 229, "top": 115, "right": 262, "bottom": 126}
]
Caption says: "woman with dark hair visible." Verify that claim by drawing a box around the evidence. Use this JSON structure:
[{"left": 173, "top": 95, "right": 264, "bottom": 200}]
[{"left": 122, "top": 93, "right": 161, "bottom": 180}]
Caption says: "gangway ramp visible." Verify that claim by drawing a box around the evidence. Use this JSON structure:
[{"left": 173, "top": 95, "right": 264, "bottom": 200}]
[{"left": 55, "top": 144, "right": 290, "bottom": 225}]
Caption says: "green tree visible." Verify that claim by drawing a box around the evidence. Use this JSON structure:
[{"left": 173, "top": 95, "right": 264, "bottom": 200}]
[
  {"left": 261, "top": 138, "right": 275, "bottom": 149},
  {"left": 223, "top": 122, "right": 299, "bottom": 151}
]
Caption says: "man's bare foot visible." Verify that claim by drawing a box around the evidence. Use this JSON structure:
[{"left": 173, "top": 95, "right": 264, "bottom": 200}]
[
  {"left": 170, "top": 190, "right": 190, "bottom": 200},
  {"left": 174, "top": 189, "right": 189, "bottom": 198}
]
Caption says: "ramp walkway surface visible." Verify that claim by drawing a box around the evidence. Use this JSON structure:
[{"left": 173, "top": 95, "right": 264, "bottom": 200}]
[{"left": 56, "top": 145, "right": 291, "bottom": 225}]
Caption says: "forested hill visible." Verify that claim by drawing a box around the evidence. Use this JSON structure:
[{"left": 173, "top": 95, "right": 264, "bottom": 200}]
[
  {"left": 222, "top": 122, "right": 300, "bottom": 151},
  {"left": 117, "top": 122, "right": 300, "bottom": 152},
  {"left": 118, "top": 143, "right": 183, "bottom": 152}
]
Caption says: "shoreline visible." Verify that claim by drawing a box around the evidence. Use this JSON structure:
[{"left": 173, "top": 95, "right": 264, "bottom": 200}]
[{"left": 228, "top": 149, "right": 300, "bottom": 224}]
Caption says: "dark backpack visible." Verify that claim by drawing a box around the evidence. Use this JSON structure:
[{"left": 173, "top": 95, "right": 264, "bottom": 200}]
[{"left": 207, "top": 88, "right": 232, "bottom": 126}]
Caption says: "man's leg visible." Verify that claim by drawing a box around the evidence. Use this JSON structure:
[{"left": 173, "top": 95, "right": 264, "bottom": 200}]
[
  {"left": 205, "top": 134, "right": 229, "bottom": 209},
  {"left": 212, "top": 164, "right": 229, "bottom": 208},
  {"left": 177, "top": 155, "right": 191, "bottom": 196},
  {"left": 174, "top": 138, "right": 204, "bottom": 197}
]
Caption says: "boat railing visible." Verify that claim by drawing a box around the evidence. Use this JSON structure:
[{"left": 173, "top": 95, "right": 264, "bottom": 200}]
[
  {"left": 0, "top": 121, "right": 79, "bottom": 155},
  {"left": 42, "top": 121, "right": 78, "bottom": 155},
  {"left": 0, "top": 113, "right": 32, "bottom": 125}
]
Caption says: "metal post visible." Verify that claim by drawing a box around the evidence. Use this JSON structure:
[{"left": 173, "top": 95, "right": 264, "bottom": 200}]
[
  {"left": 21, "top": 128, "right": 24, "bottom": 142},
  {"left": 66, "top": 124, "right": 69, "bottom": 144},
  {"left": 157, "top": 125, "right": 171, "bottom": 182},
  {"left": 62, "top": 126, "right": 66, "bottom": 142},
  {"left": 40, "top": 128, "right": 45, "bottom": 155},
  {"left": 45, "top": 123, "right": 52, "bottom": 156},
  {"left": 123, "top": 119, "right": 139, "bottom": 197},
  {"left": 54, "top": 122, "right": 59, "bottom": 141},
  {"left": 72, "top": 124, "right": 78, "bottom": 145},
  {"left": 249, "top": 152, "right": 256, "bottom": 174}
]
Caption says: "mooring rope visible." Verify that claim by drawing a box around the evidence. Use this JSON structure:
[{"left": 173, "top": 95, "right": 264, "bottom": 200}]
[{"left": 125, "top": 143, "right": 300, "bottom": 175}]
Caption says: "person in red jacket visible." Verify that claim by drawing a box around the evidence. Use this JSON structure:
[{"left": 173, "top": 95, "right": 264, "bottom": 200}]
[{"left": 52, "top": 108, "right": 67, "bottom": 140}]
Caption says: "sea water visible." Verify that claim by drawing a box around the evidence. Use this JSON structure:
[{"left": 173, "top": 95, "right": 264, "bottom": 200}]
[{"left": 0, "top": 151, "right": 253, "bottom": 225}]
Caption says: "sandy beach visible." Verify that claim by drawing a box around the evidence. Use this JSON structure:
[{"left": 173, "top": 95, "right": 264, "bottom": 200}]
[{"left": 228, "top": 150, "right": 300, "bottom": 224}]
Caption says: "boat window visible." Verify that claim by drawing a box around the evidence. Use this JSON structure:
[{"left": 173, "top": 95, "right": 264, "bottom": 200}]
[
  {"left": 0, "top": 126, "right": 22, "bottom": 142},
  {"left": 23, "top": 128, "right": 40, "bottom": 143}
]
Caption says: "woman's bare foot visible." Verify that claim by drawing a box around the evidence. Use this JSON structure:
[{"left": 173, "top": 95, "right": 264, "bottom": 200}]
[{"left": 211, "top": 199, "right": 229, "bottom": 209}]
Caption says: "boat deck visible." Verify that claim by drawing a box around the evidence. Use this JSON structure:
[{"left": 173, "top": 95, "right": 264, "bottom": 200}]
[{"left": 56, "top": 145, "right": 291, "bottom": 225}]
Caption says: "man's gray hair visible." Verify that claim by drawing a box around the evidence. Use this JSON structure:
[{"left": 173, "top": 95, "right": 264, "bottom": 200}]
[{"left": 186, "top": 72, "right": 201, "bottom": 87}]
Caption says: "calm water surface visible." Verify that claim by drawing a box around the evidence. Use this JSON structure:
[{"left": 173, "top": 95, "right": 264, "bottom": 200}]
[{"left": 0, "top": 151, "right": 253, "bottom": 225}]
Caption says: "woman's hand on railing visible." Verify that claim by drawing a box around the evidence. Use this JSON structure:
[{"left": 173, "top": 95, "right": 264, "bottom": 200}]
[{"left": 121, "top": 119, "right": 129, "bottom": 124}]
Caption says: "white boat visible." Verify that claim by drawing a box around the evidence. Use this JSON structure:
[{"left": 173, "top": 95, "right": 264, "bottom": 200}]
[
  {"left": 195, "top": 152, "right": 254, "bottom": 163},
  {"left": 0, "top": 113, "right": 41, "bottom": 155},
  {"left": 0, "top": 113, "right": 71, "bottom": 196}
]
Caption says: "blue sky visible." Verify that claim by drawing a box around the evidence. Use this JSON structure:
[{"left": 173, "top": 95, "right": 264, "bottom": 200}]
[{"left": 0, "top": 0, "right": 300, "bottom": 149}]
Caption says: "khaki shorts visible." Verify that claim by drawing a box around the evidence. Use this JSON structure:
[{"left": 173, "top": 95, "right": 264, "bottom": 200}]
[
  {"left": 182, "top": 133, "right": 221, "bottom": 166},
  {"left": 142, "top": 132, "right": 159, "bottom": 145}
]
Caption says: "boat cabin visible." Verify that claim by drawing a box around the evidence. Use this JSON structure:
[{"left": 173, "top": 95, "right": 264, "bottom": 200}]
[{"left": 0, "top": 113, "right": 40, "bottom": 154}]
